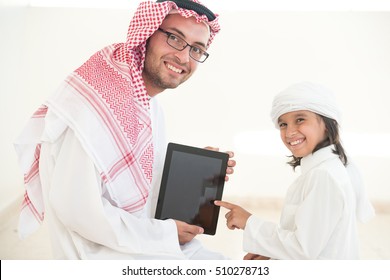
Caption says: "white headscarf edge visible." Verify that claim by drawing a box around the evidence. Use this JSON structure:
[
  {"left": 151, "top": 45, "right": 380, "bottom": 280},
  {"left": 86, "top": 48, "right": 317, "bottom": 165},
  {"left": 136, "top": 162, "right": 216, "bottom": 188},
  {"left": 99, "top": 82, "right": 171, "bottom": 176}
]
[{"left": 270, "top": 81, "right": 342, "bottom": 128}]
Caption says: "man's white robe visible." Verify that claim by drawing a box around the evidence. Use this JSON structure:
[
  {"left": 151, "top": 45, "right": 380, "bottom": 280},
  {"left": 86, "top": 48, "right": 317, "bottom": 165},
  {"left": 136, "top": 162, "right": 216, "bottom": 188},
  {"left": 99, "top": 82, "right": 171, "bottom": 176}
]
[{"left": 38, "top": 97, "right": 226, "bottom": 259}]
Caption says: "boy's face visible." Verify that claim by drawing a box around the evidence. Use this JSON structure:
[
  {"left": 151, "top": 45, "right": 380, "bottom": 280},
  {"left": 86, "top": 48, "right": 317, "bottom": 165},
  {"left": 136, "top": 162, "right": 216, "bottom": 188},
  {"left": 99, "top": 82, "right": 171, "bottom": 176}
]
[
  {"left": 278, "top": 110, "right": 327, "bottom": 158},
  {"left": 142, "top": 13, "right": 210, "bottom": 97}
]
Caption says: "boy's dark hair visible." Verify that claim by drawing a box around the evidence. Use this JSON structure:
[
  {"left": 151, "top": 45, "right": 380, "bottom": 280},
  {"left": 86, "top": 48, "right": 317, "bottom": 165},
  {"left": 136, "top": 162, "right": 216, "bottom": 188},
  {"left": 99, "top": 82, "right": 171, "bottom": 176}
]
[{"left": 287, "top": 115, "right": 348, "bottom": 170}]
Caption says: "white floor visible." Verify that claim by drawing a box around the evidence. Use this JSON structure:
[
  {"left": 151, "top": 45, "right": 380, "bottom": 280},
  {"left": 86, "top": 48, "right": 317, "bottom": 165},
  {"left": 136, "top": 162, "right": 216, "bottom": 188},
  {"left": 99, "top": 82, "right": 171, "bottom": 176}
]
[{"left": 1, "top": 197, "right": 389, "bottom": 260}]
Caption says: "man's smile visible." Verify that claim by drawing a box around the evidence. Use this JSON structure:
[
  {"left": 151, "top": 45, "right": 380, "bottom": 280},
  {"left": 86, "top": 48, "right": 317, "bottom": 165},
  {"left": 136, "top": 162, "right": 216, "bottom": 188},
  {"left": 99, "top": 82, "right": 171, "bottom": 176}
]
[{"left": 166, "top": 62, "right": 184, "bottom": 74}]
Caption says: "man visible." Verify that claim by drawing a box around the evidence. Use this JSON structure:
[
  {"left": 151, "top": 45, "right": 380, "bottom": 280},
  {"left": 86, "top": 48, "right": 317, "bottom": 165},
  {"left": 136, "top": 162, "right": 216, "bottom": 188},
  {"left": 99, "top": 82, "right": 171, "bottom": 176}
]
[{"left": 14, "top": 0, "right": 235, "bottom": 259}]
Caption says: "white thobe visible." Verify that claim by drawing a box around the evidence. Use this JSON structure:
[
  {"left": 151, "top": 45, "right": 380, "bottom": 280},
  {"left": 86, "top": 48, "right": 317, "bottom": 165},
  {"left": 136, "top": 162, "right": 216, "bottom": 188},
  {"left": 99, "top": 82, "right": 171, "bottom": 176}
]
[
  {"left": 243, "top": 146, "right": 374, "bottom": 259},
  {"left": 38, "top": 97, "right": 226, "bottom": 259}
]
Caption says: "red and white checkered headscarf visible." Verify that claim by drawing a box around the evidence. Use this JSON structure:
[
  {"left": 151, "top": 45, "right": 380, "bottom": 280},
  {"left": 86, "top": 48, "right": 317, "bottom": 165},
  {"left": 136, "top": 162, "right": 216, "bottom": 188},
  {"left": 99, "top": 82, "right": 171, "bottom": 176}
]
[{"left": 14, "top": 0, "right": 220, "bottom": 239}]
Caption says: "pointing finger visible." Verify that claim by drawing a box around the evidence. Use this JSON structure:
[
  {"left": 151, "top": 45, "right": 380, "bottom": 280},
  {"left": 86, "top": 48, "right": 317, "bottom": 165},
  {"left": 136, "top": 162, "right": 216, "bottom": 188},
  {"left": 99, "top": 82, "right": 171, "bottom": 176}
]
[{"left": 214, "top": 200, "right": 236, "bottom": 210}]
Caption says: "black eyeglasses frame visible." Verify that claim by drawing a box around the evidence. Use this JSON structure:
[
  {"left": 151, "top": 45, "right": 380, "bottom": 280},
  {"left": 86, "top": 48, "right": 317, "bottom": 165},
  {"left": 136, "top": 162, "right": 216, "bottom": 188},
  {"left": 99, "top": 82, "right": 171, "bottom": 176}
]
[{"left": 157, "top": 28, "right": 209, "bottom": 63}]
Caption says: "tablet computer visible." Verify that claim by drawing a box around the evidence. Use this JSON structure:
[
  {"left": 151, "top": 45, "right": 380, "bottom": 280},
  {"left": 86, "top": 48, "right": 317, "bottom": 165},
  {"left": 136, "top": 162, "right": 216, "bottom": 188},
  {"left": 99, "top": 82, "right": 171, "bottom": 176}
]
[{"left": 155, "top": 142, "right": 229, "bottom": 235}]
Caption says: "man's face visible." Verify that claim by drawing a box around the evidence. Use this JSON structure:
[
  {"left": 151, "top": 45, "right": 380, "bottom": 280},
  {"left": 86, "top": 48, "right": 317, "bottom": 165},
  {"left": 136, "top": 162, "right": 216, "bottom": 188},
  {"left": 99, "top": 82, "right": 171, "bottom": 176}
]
[{"left": 142, "top": 14, "right": 210, "bottom": 97}]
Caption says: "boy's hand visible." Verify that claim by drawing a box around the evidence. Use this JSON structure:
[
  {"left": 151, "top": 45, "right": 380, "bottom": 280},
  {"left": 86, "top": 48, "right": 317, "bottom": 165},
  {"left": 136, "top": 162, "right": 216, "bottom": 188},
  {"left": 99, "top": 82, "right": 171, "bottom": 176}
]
[{"left": 214, "top": 200, "right": 251, "bottom": 230}]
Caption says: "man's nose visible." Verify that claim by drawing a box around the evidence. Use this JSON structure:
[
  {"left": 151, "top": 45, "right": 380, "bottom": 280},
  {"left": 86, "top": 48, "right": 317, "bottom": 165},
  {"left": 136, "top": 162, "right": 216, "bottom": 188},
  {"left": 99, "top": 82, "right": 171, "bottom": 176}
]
[{"left": 174, "top": 46, "right": 191, "bottom": 63}]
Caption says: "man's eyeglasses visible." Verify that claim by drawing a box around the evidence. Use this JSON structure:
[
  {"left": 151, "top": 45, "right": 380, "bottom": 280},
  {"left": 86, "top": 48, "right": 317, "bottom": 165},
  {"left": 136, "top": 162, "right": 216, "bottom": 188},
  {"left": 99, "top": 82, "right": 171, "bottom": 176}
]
[{"left": 157, "top": 28, "right": 209, "bottom": 63}]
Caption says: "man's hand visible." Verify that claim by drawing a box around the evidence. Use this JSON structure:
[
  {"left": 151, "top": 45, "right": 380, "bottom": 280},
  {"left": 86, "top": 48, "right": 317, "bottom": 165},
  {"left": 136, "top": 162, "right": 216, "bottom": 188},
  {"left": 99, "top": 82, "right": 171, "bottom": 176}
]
[
  {"left": 174, "top": 220, "right": 204, "bottom": 245},
  {"left": 204, "top": 147, "right": 236, "bottom": 182}
]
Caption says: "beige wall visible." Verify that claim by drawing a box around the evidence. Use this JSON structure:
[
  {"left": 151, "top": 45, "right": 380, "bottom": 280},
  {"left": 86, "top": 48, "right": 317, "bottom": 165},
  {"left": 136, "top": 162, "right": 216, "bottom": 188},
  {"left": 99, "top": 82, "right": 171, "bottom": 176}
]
[{"left": 1, "top": 6, "right": 390, "bottom": 213}]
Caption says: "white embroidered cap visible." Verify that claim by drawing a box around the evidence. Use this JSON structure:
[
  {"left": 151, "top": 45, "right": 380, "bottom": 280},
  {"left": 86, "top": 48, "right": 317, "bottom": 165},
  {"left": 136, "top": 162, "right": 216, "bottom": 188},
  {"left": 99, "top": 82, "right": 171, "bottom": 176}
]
[{"left": 270, "top": 82, "right": 342, "bottom": 128}]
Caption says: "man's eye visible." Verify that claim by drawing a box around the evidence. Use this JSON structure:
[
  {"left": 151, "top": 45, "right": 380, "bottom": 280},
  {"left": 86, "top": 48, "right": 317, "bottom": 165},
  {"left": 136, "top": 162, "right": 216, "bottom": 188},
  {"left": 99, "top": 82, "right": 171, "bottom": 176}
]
[
  {"left": 169, "top": 34, "right": 180, "bottom": 42},
  {"left": 279, "top": 123, "right": 286, "bottom": 128},
  {"left": 191, "top": 46, "right": 202, "bottom": 55}
]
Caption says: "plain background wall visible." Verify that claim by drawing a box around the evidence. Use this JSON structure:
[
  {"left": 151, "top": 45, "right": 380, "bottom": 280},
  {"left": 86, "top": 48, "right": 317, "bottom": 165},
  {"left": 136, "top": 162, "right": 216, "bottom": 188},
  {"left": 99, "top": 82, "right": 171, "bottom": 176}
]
[{"left": 1, "top": 1, "right": 390, "bottom": 215}]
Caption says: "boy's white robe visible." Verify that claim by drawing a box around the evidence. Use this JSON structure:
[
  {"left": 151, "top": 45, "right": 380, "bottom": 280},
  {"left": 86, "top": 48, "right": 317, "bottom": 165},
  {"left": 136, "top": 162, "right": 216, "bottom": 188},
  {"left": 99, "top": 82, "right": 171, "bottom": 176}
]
[{"left": 243, "top": 146, "right": 375, "bottom": 259}]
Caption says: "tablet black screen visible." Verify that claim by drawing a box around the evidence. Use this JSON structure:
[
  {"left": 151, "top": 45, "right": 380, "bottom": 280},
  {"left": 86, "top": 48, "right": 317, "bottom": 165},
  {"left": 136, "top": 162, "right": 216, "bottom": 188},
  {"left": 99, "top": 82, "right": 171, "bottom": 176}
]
[{"left": 155, "top": 143, "right": 228, "bottom": 235}]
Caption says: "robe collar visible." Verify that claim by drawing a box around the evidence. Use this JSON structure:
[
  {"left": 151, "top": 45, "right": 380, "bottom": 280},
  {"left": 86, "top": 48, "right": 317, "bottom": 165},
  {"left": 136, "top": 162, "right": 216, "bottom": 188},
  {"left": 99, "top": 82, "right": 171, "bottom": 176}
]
[{"left": 300, "top": 145, "right": 339, "bottom": 175}]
